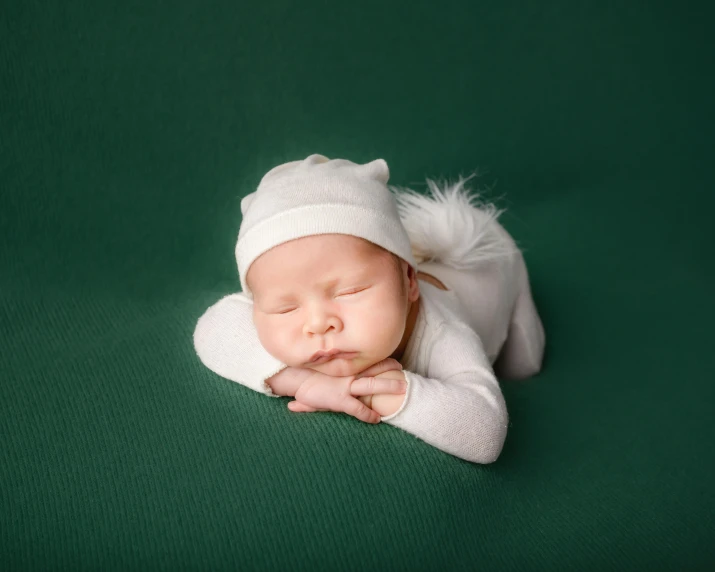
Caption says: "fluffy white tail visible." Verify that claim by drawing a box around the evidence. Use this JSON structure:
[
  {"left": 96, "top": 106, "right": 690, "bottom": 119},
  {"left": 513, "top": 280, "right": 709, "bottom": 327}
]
[{"left": 390, "top": 173, "right": 517, "bottom": 270}]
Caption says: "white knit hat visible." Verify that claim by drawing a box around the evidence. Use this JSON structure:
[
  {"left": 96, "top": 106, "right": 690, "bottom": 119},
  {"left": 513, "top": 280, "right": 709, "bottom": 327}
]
[{"left": 236, "top": 153, "right": 417, "bottom": 296}]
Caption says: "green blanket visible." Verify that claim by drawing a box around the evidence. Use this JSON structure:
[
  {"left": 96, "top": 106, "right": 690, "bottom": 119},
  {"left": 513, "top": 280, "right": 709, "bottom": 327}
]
[{"left": 3, "top": 1, "right": 714, "bottom": 569}]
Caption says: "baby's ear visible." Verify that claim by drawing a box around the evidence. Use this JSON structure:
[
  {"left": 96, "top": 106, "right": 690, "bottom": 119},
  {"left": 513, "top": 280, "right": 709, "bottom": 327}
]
[
  {"left": 406, "top": 263, "right": 420, "bottom": 302},
  {"left": 357, "top": 158, "right": 390, "bottom": 185}
]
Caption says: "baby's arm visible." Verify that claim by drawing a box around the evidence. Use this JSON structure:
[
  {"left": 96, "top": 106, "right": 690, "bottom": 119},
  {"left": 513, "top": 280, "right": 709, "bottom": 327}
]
[
  {"left": 371, "top": 323, "right": 508, "bottom": 464},
  {"left": 194, "top": 293, "right": 287, "bottom": 395}
]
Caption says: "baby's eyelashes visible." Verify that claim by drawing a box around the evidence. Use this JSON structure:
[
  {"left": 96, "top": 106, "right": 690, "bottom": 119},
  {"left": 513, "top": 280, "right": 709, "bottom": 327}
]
[
  {"left": 272, "top": 306, "right": 298, "bottom": 315},
  {"left": 335, "top": 286, "right": 369, "bottom": 297}
]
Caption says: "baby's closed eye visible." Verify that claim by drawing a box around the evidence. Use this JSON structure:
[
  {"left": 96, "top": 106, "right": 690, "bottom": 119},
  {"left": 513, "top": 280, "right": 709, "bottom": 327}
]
[
  {"left": 272, "top": 306, "right": 298, "bottom": 315},
  {"left": 336, "top": 286, "right": 369, "bottom": 297}
]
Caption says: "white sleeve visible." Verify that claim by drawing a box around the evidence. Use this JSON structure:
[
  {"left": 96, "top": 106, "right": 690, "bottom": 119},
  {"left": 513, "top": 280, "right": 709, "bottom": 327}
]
[
  {"left": 193, "top": 293, "right": 286, "bottom": 396},
  {"left": 380, "top": 322, "right": 508, "bottom": 464}
]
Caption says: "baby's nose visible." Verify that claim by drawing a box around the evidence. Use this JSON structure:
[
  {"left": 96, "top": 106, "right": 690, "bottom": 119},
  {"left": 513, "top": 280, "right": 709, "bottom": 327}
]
[{"left": 303, "top": 305, "right": 341, "bottom": 335}]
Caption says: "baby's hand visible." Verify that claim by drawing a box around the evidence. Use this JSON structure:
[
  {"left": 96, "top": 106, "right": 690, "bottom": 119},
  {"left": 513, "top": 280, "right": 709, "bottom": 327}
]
[
  {"left": 356, "top": 370, "right": 408, "bottom": 417},
  {"left": 268, "top": 358, "right": 402, "bottom": 397},
  {"left": 357, "top": 358, "right": 404, "bottom": 378},
  {"left": 288, "top": 359, "right": 407, "bottom": 424},
  {"left": 266, "top": 367, "right": 314, "bottom": 397}
]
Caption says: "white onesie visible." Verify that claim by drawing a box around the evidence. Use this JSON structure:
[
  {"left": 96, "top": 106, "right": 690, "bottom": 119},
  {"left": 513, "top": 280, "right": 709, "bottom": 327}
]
[{"left": 193, "top": 236, "right": 545, "bottom": 464}]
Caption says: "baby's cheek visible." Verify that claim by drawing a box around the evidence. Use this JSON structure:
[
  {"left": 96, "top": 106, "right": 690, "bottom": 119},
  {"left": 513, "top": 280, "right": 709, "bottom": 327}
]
[
  {"left": 275, "top": 331, "right": 302, "bottom": 364},
  {"left": 358, "top": 305, "right": 404, "bottom": 351},
  {"left": 256, "top": 319, "right": 295, "bottom": 363}
]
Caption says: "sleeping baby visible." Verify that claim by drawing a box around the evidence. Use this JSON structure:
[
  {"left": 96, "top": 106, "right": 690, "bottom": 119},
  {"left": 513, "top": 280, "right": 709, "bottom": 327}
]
[{"left": 194, "top": 154, "right": 545, "bottom": 463}]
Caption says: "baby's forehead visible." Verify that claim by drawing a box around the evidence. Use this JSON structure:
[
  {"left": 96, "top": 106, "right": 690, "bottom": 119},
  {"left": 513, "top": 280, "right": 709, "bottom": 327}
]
[
  {"left": 287, "top": 245, "right": 391, "bottom": 277},
  {"left": 247, "top": 234, "right": 398, "bottom": 294}
]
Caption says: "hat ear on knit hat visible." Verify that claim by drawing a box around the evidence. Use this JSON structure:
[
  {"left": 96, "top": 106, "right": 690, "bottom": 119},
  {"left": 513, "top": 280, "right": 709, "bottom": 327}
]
[
  {"left": 236, "top": 153, "right": 416, "bottom": 297},
  {"left": 354, "top": 158, "right": 390, "bottom": 184}
]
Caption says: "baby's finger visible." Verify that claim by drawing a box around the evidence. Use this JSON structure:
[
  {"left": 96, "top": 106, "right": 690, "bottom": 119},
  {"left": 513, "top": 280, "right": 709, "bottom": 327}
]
[
  {"left": 358, "top": 358, "right": 403, "bottom": 378},
  {"left": 343, "top": 396, "right": 381, "bottom": 424},
  {"left": 350, "top": 376, "right": 407, "bottom": 397},
  {"left": 287, "top": 401, "right": 320, "bottom": 413}
]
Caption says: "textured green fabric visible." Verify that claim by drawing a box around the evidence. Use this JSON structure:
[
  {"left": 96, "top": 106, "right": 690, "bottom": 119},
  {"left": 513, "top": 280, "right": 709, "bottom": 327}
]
[{"left": 2, "top": 1, "right": 714, "bottom": 569}]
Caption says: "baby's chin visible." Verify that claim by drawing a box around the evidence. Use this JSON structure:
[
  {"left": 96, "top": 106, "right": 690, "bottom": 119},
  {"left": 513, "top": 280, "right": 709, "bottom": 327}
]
[{"left": 307, "top": 357, "right": 373, "bottom": 378}]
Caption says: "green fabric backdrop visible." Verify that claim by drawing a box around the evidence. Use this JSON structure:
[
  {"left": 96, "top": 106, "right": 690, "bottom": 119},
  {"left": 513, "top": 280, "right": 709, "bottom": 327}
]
[{"left": 2, "top": 1, "right": 714, "bottom": 569}]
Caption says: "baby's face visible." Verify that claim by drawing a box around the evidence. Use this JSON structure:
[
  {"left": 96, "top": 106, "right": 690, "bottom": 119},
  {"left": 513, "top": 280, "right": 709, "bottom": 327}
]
[{"left": 247, "top": 234, "right": 418, "bottom": 377}]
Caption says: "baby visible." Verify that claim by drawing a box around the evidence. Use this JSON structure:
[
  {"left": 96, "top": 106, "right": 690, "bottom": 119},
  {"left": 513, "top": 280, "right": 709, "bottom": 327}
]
[{"left": 194, "top": 154, "right": 545, "bottom": 463}]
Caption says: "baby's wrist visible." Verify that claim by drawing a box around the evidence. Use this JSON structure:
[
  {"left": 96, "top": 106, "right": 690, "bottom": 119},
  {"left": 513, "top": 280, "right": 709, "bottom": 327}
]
[
  {"left": 266, "top": 367, "right": 312, "bottom": 396},
  {"left": 368, "top": 393, "right": 405, "bottom": 417}
]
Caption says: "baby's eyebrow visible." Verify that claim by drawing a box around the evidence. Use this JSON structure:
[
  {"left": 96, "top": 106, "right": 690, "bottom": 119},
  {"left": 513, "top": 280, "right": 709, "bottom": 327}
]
[
  {"left": 266, "top": 280, "right": 337, "bottom": 302},
  {"left": 314, "top": 277, "right": 341, "bottom": 291},
  {"left": 263, "top": 291, "right": 298, "bottom": 304}
]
